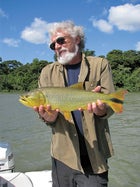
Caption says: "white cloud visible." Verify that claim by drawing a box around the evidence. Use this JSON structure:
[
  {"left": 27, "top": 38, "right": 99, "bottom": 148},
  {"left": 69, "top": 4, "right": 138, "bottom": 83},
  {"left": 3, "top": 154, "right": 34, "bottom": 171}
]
[
  {"left": 21, "top": 18, "right": 48, "bottom": 44},
  {"left": 135, "top": 41, "right": 140, "bottom": 51},
  {"left": 109, "top": 4, "right": 140, "bottom": 31},
  {"left": 0, "top": 8, "right": 8, "bottom": 18},
  {"left": 92, "top": 19, "right": 113, "bottom": 33},
  {"left": 3, "top": 38, "right": 20, "bottom": 47},
  {"left": 91, "top": 3, "right": 140, "bottom": 33}
]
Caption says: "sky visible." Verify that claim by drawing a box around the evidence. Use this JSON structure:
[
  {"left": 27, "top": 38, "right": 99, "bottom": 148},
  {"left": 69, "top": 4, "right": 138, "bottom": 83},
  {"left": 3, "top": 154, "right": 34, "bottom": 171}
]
[{"left": 0, "top": 0, "right": 140, "bottom": 64}]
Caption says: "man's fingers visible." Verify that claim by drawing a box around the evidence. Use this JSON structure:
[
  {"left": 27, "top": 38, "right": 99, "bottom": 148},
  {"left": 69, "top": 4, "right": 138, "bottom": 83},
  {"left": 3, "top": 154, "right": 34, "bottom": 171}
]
[{"left": 93, "top": 86, "right": 101, "bottom": 92}]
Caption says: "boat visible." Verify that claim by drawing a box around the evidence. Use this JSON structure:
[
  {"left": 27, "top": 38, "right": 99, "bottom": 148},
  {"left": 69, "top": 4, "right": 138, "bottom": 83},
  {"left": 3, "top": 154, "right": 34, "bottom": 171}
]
[{"left": 0, "top": 142, "right": 52, "bottom": 187}]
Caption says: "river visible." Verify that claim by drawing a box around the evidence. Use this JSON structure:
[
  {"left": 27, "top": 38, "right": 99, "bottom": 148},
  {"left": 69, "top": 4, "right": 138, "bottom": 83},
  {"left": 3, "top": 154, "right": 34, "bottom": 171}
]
[{"left": 0, "top": 92, "right": 140, "bottom": 187}]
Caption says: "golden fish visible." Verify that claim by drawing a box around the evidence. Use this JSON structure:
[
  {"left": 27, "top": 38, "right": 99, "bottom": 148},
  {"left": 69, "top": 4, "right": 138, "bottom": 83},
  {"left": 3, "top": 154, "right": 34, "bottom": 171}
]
[{"left": 19, "top": 83, "right": 127, "bottom": 115}]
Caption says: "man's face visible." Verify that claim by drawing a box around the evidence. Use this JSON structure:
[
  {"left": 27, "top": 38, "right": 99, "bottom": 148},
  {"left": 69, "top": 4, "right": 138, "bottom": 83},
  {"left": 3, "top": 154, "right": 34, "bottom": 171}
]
[{"left": 50, "top": 31, "right": 80, "bottom": 65}]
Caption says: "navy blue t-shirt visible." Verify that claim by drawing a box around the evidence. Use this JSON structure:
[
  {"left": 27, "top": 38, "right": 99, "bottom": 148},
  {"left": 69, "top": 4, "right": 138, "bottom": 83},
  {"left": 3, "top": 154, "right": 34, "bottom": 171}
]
[
  {"left": 66, "top": 62, "right": 83, "bottom": 134},
  {"left": 65, "top": 62, "right": 94, "bottom": 172},
  {"left": 65, "top": 63, "right": 90, "bottom": 158}
]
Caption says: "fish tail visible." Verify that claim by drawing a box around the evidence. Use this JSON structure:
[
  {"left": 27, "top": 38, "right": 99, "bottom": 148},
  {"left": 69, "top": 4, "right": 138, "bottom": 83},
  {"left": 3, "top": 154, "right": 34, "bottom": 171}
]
[{"left": 103, "top": 89, "right": 127, "bottom": 113}]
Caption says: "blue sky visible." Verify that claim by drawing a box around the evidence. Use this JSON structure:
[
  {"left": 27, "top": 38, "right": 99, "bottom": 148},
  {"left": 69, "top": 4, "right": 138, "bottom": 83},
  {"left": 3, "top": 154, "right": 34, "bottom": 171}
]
[{"left": 0, "top": 0, "right": 140, "bottom": 64}]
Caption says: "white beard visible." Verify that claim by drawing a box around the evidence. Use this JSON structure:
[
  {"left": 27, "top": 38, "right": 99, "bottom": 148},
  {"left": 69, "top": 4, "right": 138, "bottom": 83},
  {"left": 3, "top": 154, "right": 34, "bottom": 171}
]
[{"left": 57, "top": 45, "right": 79, "bottom": 65}]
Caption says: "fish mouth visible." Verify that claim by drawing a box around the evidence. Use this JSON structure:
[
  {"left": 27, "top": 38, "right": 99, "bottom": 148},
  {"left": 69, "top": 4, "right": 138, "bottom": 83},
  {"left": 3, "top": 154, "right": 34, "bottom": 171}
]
[
  {"left": 20, "top": 94, "right": 30, "bottom": 101},
  {"left": 20, "top": 95, "right": 28, "bottom": 101},
  {"left": 19, "top": 96, "right": 31, "bottom": 106}
]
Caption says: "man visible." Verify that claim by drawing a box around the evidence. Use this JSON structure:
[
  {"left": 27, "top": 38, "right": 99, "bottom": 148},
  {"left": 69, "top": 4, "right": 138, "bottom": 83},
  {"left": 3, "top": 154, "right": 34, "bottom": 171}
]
[{"left": 34, "top": 20, "right": 115, "bottom": 187}]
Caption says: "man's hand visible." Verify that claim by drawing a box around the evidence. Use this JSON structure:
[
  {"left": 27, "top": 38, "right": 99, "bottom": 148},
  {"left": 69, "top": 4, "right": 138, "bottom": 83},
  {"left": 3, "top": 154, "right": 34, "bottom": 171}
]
[
  {"left": 87, "top": 86, "right": 107, "bottom": 116},
  {"left": 33, "top": 105, "right": 59, "bottom": 123}
]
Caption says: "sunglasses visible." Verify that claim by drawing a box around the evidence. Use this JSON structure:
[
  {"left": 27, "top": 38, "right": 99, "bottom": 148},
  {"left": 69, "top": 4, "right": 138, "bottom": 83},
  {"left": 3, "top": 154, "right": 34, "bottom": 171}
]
[{"left": 50, "top": 37, "right": 66, "bottom": 50}]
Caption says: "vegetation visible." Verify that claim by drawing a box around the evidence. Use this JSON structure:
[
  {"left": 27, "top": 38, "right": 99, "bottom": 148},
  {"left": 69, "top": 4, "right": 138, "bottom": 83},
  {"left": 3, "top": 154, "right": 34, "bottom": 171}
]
[
  {"left": 0, "top": 49, "right": 140, "bottom": 92},
  {"left": 106, "top": 50, "right": 140, "bottom": 92}
]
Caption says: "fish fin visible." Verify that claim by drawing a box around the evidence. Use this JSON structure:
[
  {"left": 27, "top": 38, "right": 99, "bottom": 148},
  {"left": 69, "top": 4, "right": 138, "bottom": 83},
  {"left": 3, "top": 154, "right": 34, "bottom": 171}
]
[
  {"left": 110, "top": 89, "right": 128, "bottom": 101},
  {"left": 69, "top": 82, "right": 84, "bottom": 90},
  {"left": 80, "top": 106, "right": 87, "bottom": 110},
  {"left": 104, "top": 100, "right": 124, "bottom": 113},
  {"left": 103, "top": 89, "right": 128, "bottom": 113},
  {"left": 64, "top": 112, "right": 71, "bottom": 121}
]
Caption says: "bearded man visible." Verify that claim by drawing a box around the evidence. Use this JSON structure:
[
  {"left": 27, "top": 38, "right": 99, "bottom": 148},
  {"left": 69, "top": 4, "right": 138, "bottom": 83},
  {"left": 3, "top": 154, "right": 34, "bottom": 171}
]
[{"left": 34, "top": 20, "right": 115, "bottom": 187}]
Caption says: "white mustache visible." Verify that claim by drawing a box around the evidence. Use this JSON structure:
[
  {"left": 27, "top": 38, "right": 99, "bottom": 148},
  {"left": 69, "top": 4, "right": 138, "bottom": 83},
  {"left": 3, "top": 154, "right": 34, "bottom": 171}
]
[{"left": 58, "top": 47, "right": 68, "bottom": 56}]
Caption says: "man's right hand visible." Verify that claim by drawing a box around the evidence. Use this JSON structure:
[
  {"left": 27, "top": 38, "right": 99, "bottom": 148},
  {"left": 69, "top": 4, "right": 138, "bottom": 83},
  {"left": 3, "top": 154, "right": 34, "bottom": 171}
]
[{"left": 33, "top": 105, "right": 59, "bottom": 123}]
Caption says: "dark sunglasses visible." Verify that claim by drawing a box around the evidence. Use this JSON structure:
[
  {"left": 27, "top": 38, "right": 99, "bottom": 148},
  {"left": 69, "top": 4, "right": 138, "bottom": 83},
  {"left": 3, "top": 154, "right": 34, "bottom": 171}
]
[{"left": 50, "top": 37, "right": 65, "bottom": 50}]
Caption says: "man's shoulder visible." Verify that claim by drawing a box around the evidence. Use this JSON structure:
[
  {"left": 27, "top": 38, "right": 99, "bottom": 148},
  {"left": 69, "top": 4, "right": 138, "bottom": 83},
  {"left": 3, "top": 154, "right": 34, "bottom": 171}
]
[
  {"left": 86, "top": 56, "right": 104, "bottom": 62},
  {"left": 84, "top": 56, "right": 109, "bottom": 70},
  {"left": 42, "top": 61, "right": 62, "bottom": 71},
  {"left": 86, "top": 55, "right": 109, "bottom": 65}
]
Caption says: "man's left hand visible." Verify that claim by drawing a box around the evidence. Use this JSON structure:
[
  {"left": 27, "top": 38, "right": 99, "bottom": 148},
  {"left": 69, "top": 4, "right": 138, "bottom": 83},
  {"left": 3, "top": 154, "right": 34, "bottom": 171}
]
[{"left": 87, "top": 86, "right": 107, "bottom": 116}]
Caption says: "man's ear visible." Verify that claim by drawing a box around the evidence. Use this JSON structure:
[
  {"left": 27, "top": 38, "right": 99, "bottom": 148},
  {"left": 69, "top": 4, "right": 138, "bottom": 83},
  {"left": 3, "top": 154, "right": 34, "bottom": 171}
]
[{"left": 75, "top": 36, "right": 81, "bottom": 45}]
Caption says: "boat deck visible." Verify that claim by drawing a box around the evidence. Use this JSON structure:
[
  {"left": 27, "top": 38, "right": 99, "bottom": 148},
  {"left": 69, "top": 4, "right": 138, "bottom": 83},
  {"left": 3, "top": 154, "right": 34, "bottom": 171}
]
[{"left": 0, "top": 170, "right": 52, "bottom": 187}]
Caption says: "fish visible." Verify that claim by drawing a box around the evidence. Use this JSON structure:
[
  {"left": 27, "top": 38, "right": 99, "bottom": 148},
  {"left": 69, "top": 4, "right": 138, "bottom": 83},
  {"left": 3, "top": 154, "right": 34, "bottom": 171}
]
[{"left": 19, "top": 83, "right": 127, "bottom": 118}]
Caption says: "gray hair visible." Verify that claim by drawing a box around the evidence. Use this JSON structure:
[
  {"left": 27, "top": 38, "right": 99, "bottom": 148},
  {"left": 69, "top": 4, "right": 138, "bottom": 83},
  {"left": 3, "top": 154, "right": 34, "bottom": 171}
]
[{"left": 47, "top": 20, "right": 85, "bottom": 51}]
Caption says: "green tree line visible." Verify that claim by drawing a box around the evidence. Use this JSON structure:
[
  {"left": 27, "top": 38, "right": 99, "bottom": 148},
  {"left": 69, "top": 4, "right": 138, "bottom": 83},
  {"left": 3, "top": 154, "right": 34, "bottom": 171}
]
[{"left": 0, "top": 49, "right": 140, "bottom": 92}]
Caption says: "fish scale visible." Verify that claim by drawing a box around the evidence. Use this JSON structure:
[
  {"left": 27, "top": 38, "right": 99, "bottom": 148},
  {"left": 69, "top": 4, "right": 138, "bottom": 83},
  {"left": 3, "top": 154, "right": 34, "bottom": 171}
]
[{"left": 41, "top": 88, "right": 107, "bottom": 111}]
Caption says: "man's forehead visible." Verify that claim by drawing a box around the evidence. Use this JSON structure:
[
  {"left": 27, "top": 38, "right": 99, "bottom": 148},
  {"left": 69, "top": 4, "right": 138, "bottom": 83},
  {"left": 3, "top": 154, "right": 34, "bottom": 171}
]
[{"left": 51, "top": 31, "right": 69, "bottom": 40}]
